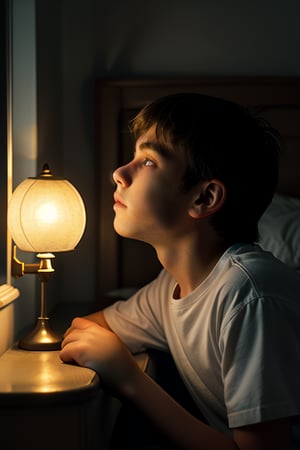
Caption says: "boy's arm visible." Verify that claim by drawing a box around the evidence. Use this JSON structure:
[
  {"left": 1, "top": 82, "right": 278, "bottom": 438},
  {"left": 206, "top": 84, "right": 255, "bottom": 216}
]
[
  {"left": 125, "top": 364, "right": 290, "bottom": 450},
  {"left": 84, "top": 310, "right": 112, "bottom": 329},
  {"left": 64, "top": 310, "right": 112, "bottom": 332},
  {"left": 60, "top": 317, "right": 290, "bottom": 450}
]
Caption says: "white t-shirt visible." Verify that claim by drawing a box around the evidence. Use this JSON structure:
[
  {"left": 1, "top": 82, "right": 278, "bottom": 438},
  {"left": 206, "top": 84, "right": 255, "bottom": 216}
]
[{"left": 104, "top": 244, "right": 300, "bottom": 441}]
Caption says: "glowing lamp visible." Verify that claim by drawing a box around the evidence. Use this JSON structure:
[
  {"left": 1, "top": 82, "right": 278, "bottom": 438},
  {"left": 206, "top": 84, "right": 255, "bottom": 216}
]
[{"left": 7, "top": 164, "right": 86, "bottom": 350}]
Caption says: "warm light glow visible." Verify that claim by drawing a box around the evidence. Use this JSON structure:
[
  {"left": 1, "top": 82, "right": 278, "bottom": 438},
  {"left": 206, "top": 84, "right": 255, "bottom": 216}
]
[
  {"left": 7, "top": 168, "right": 86, "bottom": 253},
  {"left": 36, "top": 203, "right": 58, "bottom": 224}
]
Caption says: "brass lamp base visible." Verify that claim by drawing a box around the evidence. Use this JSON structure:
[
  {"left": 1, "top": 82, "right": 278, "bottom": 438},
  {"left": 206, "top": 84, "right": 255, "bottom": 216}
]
[{"left": 19, "top": 317, "right": 62, "bottom": 351}]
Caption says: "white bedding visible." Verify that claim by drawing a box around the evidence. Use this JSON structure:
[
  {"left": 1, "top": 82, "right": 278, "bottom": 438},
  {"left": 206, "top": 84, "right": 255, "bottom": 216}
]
[{"left": 258, "top": 193, "right": 300, "bottom": 271}]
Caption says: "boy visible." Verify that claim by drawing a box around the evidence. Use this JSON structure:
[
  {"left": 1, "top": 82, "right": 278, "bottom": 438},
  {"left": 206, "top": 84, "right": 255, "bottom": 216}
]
[{"left": 61, "top": 93, "right": 300, "bottom": 449}]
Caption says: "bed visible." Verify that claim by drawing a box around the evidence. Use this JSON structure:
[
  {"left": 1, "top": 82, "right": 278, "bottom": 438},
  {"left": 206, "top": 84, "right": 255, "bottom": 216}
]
[{"left": 95, "top": 77, "right": 300, "bottom": 303}]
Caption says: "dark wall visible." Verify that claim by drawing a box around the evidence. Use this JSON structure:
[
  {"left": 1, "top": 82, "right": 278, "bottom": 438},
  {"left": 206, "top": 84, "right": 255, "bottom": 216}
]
[{"left": 35, "top": 0, "right": 300, "bottom": 304}]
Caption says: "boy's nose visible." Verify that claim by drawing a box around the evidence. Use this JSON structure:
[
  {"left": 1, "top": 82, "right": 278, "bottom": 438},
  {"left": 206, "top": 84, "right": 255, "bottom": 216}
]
[
  {"left": 112, "top": 165, "right": 130, "bottom": 187},
  {"left": 112, "top": 168, "right": 120, "bottom": 185}
]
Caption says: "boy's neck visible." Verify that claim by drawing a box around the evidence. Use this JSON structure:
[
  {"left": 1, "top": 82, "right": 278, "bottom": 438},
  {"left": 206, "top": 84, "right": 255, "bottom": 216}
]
[{"left": 155, "top": 235, "right": 228, "bottom": 298}]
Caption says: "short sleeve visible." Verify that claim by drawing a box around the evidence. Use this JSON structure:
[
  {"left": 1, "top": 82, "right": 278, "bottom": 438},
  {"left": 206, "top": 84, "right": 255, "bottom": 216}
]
[
  {"left": 103, "top": 270, "right": 172, "bottom": 353},
  {"left": 220, "top": 296, "right": 300, "bottom": 428}
]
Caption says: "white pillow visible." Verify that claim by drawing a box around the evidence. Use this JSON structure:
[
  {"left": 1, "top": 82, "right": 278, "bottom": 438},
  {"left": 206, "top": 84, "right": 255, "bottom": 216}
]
[{"left": 258, "top": 193, "right": 300, "bottom": 270}]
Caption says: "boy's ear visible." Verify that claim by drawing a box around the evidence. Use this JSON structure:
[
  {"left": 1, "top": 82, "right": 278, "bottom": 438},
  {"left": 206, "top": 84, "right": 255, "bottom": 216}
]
[{"left": 188, "top": 180, "right": 226, "bottom": 219}]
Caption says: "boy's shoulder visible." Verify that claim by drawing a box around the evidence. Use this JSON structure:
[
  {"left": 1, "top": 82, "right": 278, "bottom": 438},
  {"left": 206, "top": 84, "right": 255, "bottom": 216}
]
[{"left": 224, "top": 243, "right": 300, "bottom": 301}]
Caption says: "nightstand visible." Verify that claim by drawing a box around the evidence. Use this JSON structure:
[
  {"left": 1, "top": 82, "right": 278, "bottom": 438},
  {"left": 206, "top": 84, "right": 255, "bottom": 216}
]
[
  {"left": 0, "top": 346, "right": 101, "bottom": 449},
  {"left": 0, "top": 345, "right": 145, "bottom": 450}
]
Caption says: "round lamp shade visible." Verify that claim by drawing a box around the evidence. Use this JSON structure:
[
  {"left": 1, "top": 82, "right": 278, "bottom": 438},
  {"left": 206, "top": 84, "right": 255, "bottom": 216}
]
[{"left": 8, "top": 166, "right": 86, "bottom": 253}]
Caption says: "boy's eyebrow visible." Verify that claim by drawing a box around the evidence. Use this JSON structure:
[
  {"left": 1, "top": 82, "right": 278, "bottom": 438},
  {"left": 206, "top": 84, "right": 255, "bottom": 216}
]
[{"left": 138, "top": 140, "right": 171, "bottom": 159}]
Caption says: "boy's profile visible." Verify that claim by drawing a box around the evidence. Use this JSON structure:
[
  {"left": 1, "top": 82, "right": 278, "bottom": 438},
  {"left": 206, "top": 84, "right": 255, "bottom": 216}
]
[{"left": 61, "top": 93, "right": 300, "bottom": 450}]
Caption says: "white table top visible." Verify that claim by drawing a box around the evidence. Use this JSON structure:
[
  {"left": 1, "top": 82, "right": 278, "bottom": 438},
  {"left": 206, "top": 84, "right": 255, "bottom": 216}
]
[{"left": 0, "top": 345, "right": 148, "bottom": 405}]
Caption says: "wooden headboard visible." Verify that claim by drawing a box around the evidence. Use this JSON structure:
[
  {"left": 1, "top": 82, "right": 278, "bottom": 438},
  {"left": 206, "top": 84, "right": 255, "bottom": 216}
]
[{"left": 95, "top": 77, "right": 300, "bottom": 300}]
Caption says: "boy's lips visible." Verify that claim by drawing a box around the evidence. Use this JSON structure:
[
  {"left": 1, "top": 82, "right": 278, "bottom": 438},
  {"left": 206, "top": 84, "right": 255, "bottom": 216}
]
[{"left": 113, "top": 192, "right": 126, "bottom": 207}]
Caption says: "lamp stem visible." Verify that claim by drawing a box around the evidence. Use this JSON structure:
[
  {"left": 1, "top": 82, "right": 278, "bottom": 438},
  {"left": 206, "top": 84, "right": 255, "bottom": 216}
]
[
  {"left": 18, "top": 253, "right": 62, "bottom": 351},
  {"left": 40, "top": 279, "right": 47, "bottom": 318},
  {"left": 37, "top": 253, "right": 54, "bottom": 319}
]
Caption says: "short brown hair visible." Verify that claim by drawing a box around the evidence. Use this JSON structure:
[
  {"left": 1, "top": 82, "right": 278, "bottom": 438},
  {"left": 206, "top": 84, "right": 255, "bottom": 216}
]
[{"left": 131, "top": 93, "right": 280, "bottom": 244}]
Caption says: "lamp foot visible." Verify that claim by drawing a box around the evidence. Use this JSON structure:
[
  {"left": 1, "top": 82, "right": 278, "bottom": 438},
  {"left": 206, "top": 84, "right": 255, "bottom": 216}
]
[{"left": 19, "top": 317, "right": 62, "bottom": 351}]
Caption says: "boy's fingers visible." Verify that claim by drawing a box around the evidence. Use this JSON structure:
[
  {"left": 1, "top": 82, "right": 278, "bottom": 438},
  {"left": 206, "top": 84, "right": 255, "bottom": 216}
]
[
  {"left": 64, "top": 317, "right": 94, "bottom": 337},
  {"left": 71, "top": 317, "right": 94, "bottom": 329}
]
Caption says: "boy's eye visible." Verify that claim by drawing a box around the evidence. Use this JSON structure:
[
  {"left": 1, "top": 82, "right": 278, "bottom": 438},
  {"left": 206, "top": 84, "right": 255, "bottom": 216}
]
[{"left": 142, "top": 158, "right": 155, "bottom": 167}]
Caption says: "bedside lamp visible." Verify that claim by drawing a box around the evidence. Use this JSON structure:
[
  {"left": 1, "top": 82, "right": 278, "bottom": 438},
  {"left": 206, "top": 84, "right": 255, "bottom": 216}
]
[{"left": 7, "top": 164, "right": 86, "bottom": 350}]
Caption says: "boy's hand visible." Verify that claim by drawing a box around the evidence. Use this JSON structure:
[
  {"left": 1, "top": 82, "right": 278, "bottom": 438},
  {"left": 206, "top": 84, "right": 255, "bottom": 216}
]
[{"left": 60, "top": 317, "right": 141, "bottom": 394}]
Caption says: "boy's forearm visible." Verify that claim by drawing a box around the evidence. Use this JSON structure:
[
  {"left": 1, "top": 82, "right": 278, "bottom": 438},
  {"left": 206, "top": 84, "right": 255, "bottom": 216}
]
[
  {"left": 79, "top": 313, "right": 236, "bottom": 449},
  {"left": 84, "top": 310, "right": 112, "bottom": 330},
  {"left": 120, "top": 369, "right": 237, "bottom": 450}
]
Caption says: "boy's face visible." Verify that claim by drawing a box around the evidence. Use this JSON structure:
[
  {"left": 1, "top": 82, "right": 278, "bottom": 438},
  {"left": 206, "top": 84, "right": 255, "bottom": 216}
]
[{"left": 112, "top": 126, "right": 196, "bottom": 246}]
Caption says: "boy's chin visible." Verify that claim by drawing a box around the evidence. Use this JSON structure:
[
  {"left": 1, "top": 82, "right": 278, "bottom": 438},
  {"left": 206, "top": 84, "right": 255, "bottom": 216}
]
[
  {"left": 113, "top": 223, "right": 146, "bottom": 243},
  {"left": 113, "top": 221, "right": 133, "bottom": 239}
]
